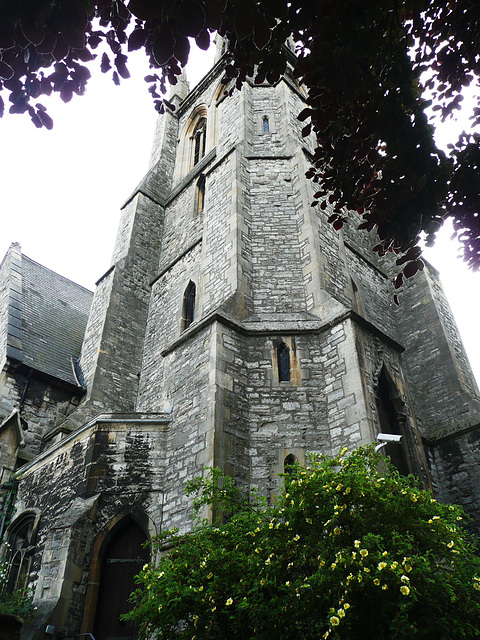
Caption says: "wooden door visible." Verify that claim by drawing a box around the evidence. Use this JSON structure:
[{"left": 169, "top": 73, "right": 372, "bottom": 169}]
[{"left": 93, "top": 520, "right": 149, "bottom": 640}]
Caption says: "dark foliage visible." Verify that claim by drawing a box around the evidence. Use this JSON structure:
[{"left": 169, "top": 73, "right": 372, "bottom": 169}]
[{"left": 1, "top": 1, "right": 479, "bottom": 272}]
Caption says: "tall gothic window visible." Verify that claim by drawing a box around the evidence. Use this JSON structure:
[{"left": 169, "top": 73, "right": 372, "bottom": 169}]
[
  {"left": 263, "top": 115, "right": 270, "bottom": 132},
  {"left": 193, "top": 118, "right": 207, "bottom": 166},
  {"left": 5, "top": 514, "right": 37, "bottom": 594},
  {"left": 182, "top": 281, "right": 196, "bottom": 331},
  {"left": 277, "top": 342, "right": 291, "bottom": 382}
]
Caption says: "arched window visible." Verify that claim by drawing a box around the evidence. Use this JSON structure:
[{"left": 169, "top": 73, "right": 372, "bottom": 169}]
[
  {"left": 193, "top": 117, "right": 207, "bottom": 166},
  {"left": 263, "top": 115, "right": 270, "bottom": 132},
  {"left": 284, "top": 453, "right": 297, "bottom": 476},
  {"left": 182, "top": 281, "right": 196, "bottom": 331},
  {"left": 5, "top": 514, "right": 37, "bottom": 594},
  {"left": 196, "top": 175, "right": 205, "bottom": 213},
  {"left": 277, "top": 342, "right": 291, "bottom": 382}
]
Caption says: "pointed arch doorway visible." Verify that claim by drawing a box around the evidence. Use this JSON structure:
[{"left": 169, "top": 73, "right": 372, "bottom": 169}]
[
  {"left": 375, "top": 368, "right": 410, "bottom": 476},
  {"left": 92, "top": 519, "right": 149, "bottom": 640}
]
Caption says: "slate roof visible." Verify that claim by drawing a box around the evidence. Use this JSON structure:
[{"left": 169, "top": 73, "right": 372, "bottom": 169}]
[{"left": 11, "top": 253, "right": 93, "bottom": 387}]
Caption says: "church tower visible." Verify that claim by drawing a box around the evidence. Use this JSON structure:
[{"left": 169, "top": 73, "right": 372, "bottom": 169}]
[{"left": 2, "top": 49, "right": 480, "bottom": 640}]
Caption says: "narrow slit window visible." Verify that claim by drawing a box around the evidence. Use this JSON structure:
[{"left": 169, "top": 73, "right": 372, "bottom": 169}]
[
  {"left": 277, "top": 342, "right": 291, "bottom": 382},
  {"left": 182, "top": 281, "right": 196, "bottom": 331},
  {"left": 196, "top": 175, "right": 205, "bottom": 213},
  {"left": 263, "top": 115, "right": 270, "bottom": 132}
]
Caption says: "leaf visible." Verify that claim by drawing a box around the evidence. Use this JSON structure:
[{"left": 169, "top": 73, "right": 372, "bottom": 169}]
[
  {"left": 112, "top": 71, "right": 120, "bottom": 85},
  {"left": 174, "top": 34, "right": 190, "bottom": 67},
  {"left": 37, "top": 109, "right": 53, "bottom": 129},
  {"left": 302, "top": 123, "right": 312, "bottom": 137},
  {"left": 0, "top": 95, "right": 4, "bottom": 117},
  {"left": 176, "top": 0, "right": 206, "bottom": 37},
  {"left": 53, "top": 36, "right": 69, "bottom": 62},
  {"left": 60, "top": 82, "right": 73, "bottom": 103},
  {"left": 403, "top": 261, "right": 419, "bottom": 278},
  {"left": 152, "top": 22, "right": 175, "bottom": 66},
  {"left": 21, "top": 18, "right": 44, "bottom": 46},
  {"left": 393, "top": 294, "right": 399, "bottom": 306},
  {"left": 128, "top": 28, "right": 146, "bottom": 52},
  {"left": 101, "top": 53, "right": 111, "bottom": 73},
  {"left": 40, "top": 77, "right": 52, "bottom": 95},
  {"left": 0, "top": 60, "right": 14, "bottom": 80},
  {"left": 128, "top": 0, "right": 159, "bottom": 20},
  {"left": 63, "top": 28, "right": 85, "bottom": 50},
  {"left": 394, "top": 273, "right": 404, "bottom": 289},
  {"left": 234, "top": 0, "right": 255, "bottom": 41},
  {"left": 36, "top": 31, "right": 57, "bottom": 54},
  {"left": 31, "top": 112, "right": 42, "bottom": 128},
  {"left": 253, "top": 13, "right": 271, "bottom": 50},
  {"left": 88, "top": 34, "right": 102, "bottom": 49},
  {"left": 333, "top": 218, "right": 344, "bottom": 230},
  {"left": 195, "top": 28, "right": 210, "bottom": 51},
  {"left": 117, "top": 0, "right": 130, "bottom": 20},
  {"left": 115, "top": 56, "right": 130, "bottom": 79}
]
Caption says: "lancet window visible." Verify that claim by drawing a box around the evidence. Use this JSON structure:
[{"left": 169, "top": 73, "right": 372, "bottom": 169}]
[
  {"left": 193, "top": 118, "right": 207, "bottom": 166},
  {"left": 277, "top": 342, "right": 291, "bottom": 382},
  {"left": 182, "top": 281, "right": 196, "bottom": 331}
]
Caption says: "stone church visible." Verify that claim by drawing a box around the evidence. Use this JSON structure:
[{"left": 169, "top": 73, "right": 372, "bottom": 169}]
[{"left": 1, "top": 43, "right": 480, "bottom": 639}]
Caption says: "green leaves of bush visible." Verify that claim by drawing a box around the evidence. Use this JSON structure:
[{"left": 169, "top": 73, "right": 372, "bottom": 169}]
[{"left": 126, "top": 446, "right": 480, "bottom": 639}]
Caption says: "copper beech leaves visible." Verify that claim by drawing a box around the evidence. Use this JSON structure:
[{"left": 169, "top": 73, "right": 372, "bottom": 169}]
[{"left": 1, "top": 0, "right": 480, "bottom": 277}]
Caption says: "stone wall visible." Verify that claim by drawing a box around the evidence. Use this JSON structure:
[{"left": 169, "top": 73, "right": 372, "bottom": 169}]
[
  {"left": 426, "top": 426, "right": 480, "bottom": 533},
  {"left": 0, "top": 244, "right": 12, "bottom": 373},
  {"left": 396, "top": 263, "right": 480, "bottom": 440},
  {"left": 13, "top": 415, "right": 169, "bottom": 635}
]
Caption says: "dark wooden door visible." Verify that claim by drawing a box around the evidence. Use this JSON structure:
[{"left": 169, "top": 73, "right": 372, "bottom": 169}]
[{"left": 93, "top": 520, "right": 149, "bottom": 640}]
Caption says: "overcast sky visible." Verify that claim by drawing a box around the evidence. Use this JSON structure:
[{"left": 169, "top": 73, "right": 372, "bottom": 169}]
[{"left": 1, "top": 44, "right": 479, "bottom": 385}]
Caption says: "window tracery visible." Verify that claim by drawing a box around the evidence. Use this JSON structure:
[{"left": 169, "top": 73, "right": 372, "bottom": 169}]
[
  {"left": 277, "top": 342, "right": 291, "bottom": 382},
  {"left": 4, "top": 514, "right": 37, "bottom": 594}
]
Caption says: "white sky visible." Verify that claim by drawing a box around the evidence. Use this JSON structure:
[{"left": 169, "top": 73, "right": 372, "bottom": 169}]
[{"left": 1, "top": 44, "right": 479, "bottom": 385}]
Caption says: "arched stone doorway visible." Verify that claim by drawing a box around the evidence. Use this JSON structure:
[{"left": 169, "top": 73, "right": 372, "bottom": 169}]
[
  {"left": 92, "top": 518, "right": 149, "bottom": 640},
  {"left": 375, "top": 368, "right": 410, "bottom": 476}
]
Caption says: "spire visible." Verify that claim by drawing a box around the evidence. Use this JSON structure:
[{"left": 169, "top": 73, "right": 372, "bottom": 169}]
[
  {"left": 214, "top": 34, "right": 226, "bottom": 63},
  {"left": 168, "top": 68, "right": 190, "bottom": 106}
]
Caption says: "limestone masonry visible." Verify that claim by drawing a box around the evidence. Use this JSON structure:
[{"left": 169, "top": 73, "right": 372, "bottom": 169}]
[{"left": 1, "top": 44, "right": 479, "bottom": 640}]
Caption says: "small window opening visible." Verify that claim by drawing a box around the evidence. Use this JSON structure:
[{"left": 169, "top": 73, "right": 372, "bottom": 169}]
[
  {"left": 196, "top": 175, "right": 205, "bottom": 213},
  {"left": 277, "top": 342, "right": 291, "bottom": 382},
  {"left": 263, "top": 115, "right": 270, "bottom": 132},
  {"left": 182, "top": 281, "right": 196, "bottom": 331},
  {"left": 193, "top": 119, "right": 207, "bottom": 165},
  {"left": 284, "top": 453, "right": 297, "bottom": 476}
]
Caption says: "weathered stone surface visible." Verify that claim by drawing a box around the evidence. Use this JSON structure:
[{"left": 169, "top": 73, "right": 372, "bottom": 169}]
[{"left": 1, "top": 55, "right": 478, "bottom": 640}]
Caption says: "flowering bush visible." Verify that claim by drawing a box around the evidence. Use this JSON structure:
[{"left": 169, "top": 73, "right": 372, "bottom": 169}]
[{"left": 125, "top": 446, "right": 480, "bottom": 639}]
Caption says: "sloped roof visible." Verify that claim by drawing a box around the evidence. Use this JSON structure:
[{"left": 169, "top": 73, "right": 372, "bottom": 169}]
[{"left": 16, "top": 254, "right": 93, "bottom": 386}]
